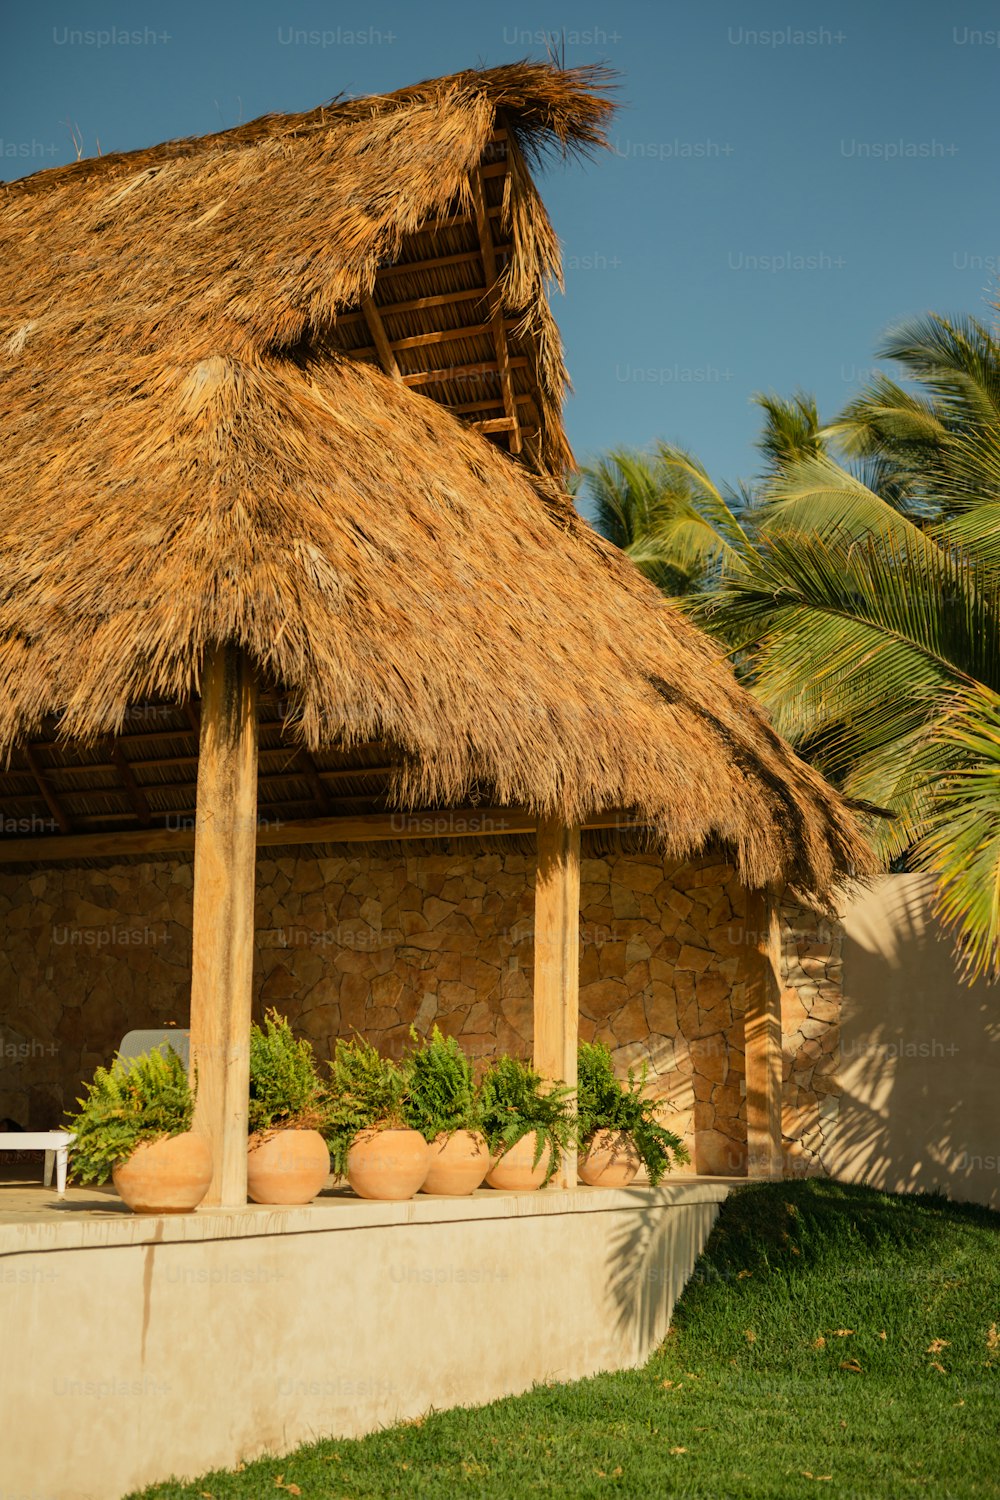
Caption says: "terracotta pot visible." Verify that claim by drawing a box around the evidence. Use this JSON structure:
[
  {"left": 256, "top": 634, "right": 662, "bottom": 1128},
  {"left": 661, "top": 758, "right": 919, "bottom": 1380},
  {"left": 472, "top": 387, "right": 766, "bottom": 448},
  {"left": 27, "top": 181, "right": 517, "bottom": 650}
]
[
  {"left": 421, "top": 1130, "right": 490, "bottom": 1196},
  {"left": 112, "top": 1131, "right": 213, "bottom": 1214},
  {"left": 578, "top": 1129, "right": 642, "bottom": 1188},
  {"left": 247, "top": 1128, "right": 330, "bottom": 1205},
  {"left": 347, "top": 1129, "right": 429, "bottom": 1201},
  {"left": 485, "top": 1132, "right": 553, "bottom": 1191}
]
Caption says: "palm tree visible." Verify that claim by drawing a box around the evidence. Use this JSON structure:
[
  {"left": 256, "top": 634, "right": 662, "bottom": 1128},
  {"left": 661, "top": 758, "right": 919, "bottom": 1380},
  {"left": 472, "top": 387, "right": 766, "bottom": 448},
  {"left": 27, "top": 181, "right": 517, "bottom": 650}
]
[
  {"left": 580, "top": 313, "right": 1000, "bottom": 979},
  {"left": 574, "top": 445, "right": 750, "bottom": 596}
]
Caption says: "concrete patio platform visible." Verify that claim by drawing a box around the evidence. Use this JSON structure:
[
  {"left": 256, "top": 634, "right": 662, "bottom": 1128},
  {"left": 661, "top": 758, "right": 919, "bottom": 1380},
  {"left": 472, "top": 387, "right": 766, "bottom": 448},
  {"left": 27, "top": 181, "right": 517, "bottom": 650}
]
[{"left": 0, "top": 1162, "right": 731, "bottom": 1500}]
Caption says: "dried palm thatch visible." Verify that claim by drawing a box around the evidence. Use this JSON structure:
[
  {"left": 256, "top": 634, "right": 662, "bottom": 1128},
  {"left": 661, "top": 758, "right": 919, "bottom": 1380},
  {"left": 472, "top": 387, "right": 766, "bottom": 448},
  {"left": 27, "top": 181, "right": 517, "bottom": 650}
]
[{"left": 0, "top": 62, "right": 874, "bottom": 903}]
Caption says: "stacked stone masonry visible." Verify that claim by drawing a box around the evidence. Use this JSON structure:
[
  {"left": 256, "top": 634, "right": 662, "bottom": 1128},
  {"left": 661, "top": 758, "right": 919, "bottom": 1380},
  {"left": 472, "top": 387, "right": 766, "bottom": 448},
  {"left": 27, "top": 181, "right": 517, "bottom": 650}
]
[{"left": 0, "top": 850, "right": 843, "bottom": 1176}]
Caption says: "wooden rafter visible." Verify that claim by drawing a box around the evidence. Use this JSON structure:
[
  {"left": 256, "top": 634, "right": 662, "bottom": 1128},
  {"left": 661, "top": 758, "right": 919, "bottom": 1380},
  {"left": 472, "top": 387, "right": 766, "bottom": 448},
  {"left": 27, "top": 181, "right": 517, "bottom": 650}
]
[
  {"left": 21, "top": 744, "right": 72, "bottom": 835},
  {"left": 469, "top": 166, "right": 521, "bottom": 454},
  {"left": 360, "top": 294, "right": 402, "bottom": 380}
]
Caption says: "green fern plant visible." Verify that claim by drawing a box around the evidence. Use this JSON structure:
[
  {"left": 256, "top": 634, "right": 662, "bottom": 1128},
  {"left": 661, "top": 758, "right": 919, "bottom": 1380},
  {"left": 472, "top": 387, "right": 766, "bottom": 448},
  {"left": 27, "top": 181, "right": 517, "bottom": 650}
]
[
  {"left": 248, "top": 1009, "right": 328, "bottom": 1137},
  {"left": 324, "top": 1036, "right": 410, "bottom": 1176},
  {"left": 404, "top": 1025, "right": 482, "bottom": 1142},
  {"left": 577, "top": 1040, "right": 689, "bottom": 1185},
  {"left": 65, "top": 1045, "right": 194, "bottom": 1186},
  {"left": 478, "top": 1055, "right": 577, "bottom": 1185}
]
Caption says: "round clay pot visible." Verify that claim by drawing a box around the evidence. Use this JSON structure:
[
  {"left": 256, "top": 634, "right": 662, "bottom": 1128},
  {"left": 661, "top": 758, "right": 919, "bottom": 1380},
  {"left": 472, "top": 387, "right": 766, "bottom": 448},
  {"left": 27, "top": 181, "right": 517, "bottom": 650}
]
[
  {"left": 485, "top": 1132, "right": 553, "bottom": 1191},
  {"left": 247, "top": 1128, "right": 330, "bottom": 1205},
  {"left": 112, "top": 1131, "right": 213, "bottom": 1214},
  {"left": 421, "top": 1131, "right": 490, "bottom": 1196},
  {"left": 347, "top": 1129, "right": 429, "bottom": 1201},
  {"left": 578, "top": 1129, "right": 641, "bottom": 1188}
]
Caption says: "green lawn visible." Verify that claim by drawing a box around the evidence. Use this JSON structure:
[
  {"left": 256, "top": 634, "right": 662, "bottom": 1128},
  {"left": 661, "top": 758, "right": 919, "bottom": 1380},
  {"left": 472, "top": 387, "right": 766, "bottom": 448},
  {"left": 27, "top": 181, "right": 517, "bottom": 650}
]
[{"left": 133, "top": 1180, "right": 1000, "bottom": 1500}]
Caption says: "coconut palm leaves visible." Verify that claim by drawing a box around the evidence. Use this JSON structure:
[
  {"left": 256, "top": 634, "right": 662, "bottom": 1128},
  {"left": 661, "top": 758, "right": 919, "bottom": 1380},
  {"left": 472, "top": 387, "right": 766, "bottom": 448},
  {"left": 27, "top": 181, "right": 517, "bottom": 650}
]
[
  {"left": 581, "top": 313, "right": 1000, "bottom": 978},
  {"left": 577, "top": 445, "right": 750, "bottom": 594}
]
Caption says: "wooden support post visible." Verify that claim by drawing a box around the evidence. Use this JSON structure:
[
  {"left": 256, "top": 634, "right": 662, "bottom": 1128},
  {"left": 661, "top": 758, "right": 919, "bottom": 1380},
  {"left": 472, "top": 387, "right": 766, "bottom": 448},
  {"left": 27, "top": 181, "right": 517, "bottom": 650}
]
[
  {"left": 532, "top": 815, "right": 581, "bottom": 1188},
  {"left": 188, "top": 646, "right": 258, "bottom": 1208},
  {"left": 743, "top": 887, "right": 784, "bottom": 1180}
]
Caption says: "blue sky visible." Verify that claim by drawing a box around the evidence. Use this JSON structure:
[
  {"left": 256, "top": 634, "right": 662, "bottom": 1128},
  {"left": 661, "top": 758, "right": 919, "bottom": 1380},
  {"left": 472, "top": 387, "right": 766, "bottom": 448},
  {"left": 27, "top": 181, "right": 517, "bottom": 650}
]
[{"left": 3, "top": 0, "right": 999, "bottom": 493}]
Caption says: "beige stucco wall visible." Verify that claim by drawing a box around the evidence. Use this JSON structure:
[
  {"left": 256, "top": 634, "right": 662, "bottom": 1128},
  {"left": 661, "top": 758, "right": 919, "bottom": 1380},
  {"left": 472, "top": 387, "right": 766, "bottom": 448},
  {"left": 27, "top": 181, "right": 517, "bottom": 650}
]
[
  {"left": 0, "top": 1185, "right": 726, "bottom": 1500},
  {"left": 826, "top": 873, "right": 1000, "bottom": 1210}
]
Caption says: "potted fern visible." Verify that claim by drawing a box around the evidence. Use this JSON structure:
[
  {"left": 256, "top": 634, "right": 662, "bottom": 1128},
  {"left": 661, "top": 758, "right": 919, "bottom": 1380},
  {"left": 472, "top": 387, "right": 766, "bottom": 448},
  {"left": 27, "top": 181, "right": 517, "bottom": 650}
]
[
  {"left": 247, "top": 1010, "right": 330, "bottom": 1204},
  {"left": 405, "top": 1026, "right": 489, "bottom": 1196},
  {"left": 326, "top": 1037, "right": 429, "bottom": 1200},
  {"left": 65, "top": 1045, "right": 212, "bottom": 1213},
  {"left": 577, "top": 1040, "right": 689, "bottom": 1187},
  {"left": 479, "top": 1055, "right": 577, "bottom": 1191}
]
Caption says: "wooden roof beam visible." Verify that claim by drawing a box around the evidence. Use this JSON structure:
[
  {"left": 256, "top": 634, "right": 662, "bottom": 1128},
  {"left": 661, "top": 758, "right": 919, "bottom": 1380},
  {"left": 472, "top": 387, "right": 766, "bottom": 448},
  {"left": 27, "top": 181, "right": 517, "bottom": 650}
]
[
  {"left": 469, "top": 167, "right": 521, "bottom": 454},
  {"left": 0, "top": 809, "right": 650, "bottom": 864}
]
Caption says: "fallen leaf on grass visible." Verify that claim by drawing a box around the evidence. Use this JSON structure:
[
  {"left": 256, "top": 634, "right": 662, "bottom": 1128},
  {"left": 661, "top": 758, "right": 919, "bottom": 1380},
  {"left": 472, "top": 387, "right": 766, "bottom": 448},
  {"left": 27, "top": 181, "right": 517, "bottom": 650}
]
[
  {"left": 832, "top": 1329, "right": 854, "bottom": 1337},
  {"left": 987, "top": 1324, "right": 999, "bottom": 1361},
  {"left": 669, "top": 1447, "right": 688, "bottom": 1455},
  {"left": 744, "top": 1329, "right": 757, "bottom": 1343},
  {"left": 839, "top": 1359, "right": 862, "bottom": 1373},
  {"left": 813, "top": 1336, "right": 826, "bottom": 1349},
  {"left": 274, "top": 1480, "right": 301, "bottom": 1497},
  {"left": 929, "top": 1361, "right": 947, "bottom": 1374},
  {"left": 927, "top": 1338, "right": 951, "bottom": 1354},
  {"left": 801, "top": 1473, "right": 832, "bottom": 1482},
  {"left": 878, "top": 1331, "right": 887, "bottom": 1341},
  {"left": 738, "top": 1269, "right": 753, "bottom": 1279}
]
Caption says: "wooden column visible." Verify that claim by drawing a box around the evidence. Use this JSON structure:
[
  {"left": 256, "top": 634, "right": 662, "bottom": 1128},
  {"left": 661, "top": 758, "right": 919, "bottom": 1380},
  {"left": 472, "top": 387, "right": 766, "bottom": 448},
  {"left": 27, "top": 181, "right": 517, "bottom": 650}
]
[
  {"left": 189, "top": 645, "right": 258, "bottom": 1208},
  {"left": 532, "top": 815, "right": 581, "bottom": 1188},
  {"left": 743, "top": 887, "right": 784, "bottom": 1179}
]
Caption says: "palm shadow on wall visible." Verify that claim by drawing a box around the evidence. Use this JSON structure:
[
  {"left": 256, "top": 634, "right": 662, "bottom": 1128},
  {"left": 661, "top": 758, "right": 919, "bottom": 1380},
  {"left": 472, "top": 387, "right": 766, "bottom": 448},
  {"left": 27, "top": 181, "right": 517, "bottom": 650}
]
[{"left": 826, "top": 875, "right": 1000, "bottom": 1209}]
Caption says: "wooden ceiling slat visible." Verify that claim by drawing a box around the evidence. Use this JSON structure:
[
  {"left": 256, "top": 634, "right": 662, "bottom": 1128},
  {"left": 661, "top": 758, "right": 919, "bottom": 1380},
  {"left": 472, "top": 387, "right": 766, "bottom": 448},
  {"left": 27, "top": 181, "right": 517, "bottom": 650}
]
[
  {"left": 374, "top": 246, "right": 511, "bottom": 280},
  {"left": 452, "top": 393, "right": 534, "bottom": 415},
  {"left": 402, "top": 356, "right": 529, "bottom": 388},
  {"left": 388, "top": 320, "right": 516, "bottom": 353}
]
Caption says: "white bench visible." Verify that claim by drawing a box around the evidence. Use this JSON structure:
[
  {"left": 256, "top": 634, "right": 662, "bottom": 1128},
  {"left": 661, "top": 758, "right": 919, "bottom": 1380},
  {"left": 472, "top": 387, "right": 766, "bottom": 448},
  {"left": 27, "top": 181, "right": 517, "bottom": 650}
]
[{"left": 5, "top": 1131, "right": 75, "bottom": 1193}]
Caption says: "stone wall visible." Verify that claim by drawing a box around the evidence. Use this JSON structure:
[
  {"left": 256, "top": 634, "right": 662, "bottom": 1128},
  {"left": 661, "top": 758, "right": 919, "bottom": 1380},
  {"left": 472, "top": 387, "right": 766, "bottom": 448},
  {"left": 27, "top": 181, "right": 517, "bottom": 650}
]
[{"left": 0, "top": 849, "right": 842, "bottom": 1177}]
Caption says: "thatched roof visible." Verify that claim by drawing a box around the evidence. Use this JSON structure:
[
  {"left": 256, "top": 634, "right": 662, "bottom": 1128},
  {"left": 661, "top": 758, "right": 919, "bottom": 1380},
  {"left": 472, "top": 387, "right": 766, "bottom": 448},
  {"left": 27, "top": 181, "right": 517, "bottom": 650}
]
[{"left": 0, "top": 61, "right": 874, "bottom": 902}]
